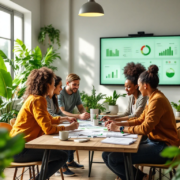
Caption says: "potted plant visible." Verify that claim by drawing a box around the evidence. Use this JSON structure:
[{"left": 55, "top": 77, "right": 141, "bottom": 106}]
[
  {"left": 93, "top": 114, "right": 99, "bottom": 126},
  {"left": 0, "top": 39, "right": 62, "bottom": 122},
  {"left": 104, "top": 90, "right": 126, "bottom": 114},
  {"left": 171, "top": 101, "right": 180, "bottom": 117},
  {"left": 80, "top": 86, "right": 106, "bottom": 120},
  {"left": 3, "top": 39, "right": 61, "bottom": 99},
  {"left": 38, "top": 24, "right": 60, "bottom": 48},
  {"left": 0, "top": 55, "right": 19, "bottom": 123}
]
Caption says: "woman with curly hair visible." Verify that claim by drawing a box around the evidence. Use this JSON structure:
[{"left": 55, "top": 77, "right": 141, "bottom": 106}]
[
  {"left": 103, "top": 65, "right": 179, "bottom": 180},
  {"left": 46, "top": 76, "right": 84, "bottom": 177},
  {"left": 101, "top": 62, "right": 148, "bottom": 122},
  {"left": 10, "top": 67, "right": 79, "bottom": 179}
]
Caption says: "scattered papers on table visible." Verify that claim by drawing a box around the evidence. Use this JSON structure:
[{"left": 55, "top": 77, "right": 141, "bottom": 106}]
[
  {"left": 101, "top": 138, "right": 136, "bottom": 145},
  {"left": 78, "top": 126, "right": 108, "bottom": 131},
  {"left": 106, "top": 132, "right": 138, "bottom": 139},
  {"left": 68, "top": 130, "right": 106, "bottom": 138}
]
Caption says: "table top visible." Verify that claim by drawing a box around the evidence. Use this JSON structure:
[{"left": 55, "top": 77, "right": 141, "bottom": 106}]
[
  {"left": 101, "top": 113, "right": 180, "bottom": 121},
  {"left": 25, "top": 135, "right": 142, "bottom": 153}
]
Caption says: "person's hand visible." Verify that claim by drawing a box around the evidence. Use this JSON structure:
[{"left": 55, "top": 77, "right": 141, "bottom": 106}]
[
  {"left": 67, "top": 117, "right": 77, "bottom": 123},
  {"left": 65, "top": 122, "right": 79, "bottom": 131},
  {"left": 79, "top": 112, "right": 90, "bottom": 120},
  {"left": 106, "top": 122, "right": 119, "bottom": 132},
  {"left": 100, "top": 116, "right": 111, "bottom": 121},
  {"left": 105, "top": 120, "right": 114, "bottom": 127}
]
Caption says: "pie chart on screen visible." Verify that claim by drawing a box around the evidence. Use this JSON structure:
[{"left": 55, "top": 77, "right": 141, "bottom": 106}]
[
  {"left": 141, "top": 45, "right": 151, "bottom": 56},
  {"left": 166, "top": 68, "right": 175, "bottom": 78}
]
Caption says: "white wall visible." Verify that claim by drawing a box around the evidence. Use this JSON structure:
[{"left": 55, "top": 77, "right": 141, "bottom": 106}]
[{"left": 40, "top": 0, "right": 71, "bottom": 85}]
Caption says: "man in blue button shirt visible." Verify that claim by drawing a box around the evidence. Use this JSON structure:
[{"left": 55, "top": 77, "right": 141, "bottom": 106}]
[{"left": 58, "top": 73, "right": 90, "bottom": 120}]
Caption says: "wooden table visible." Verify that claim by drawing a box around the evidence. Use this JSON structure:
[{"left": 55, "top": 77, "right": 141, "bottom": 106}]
[{"left": 26, "top": 134, "right": 142, "bottom": 180}]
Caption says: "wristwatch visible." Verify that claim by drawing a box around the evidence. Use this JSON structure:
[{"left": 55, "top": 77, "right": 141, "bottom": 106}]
[{"left": 120, "top": 126, "right": 124, "bottom": 134}]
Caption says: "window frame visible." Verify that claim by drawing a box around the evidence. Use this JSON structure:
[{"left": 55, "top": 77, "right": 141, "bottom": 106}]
[{"left": 0, "top": 5, "right": 24, "bottom": 78}]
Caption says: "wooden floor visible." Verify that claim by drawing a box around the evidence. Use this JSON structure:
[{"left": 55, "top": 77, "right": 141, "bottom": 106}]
[{"left": 4, "top": 150, "right": 171, "bottom": 180}]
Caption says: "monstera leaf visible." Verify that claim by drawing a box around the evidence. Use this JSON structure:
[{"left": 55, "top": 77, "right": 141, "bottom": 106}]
[{"left": 0, "top": 56, "right": 12, "bottom": 99}]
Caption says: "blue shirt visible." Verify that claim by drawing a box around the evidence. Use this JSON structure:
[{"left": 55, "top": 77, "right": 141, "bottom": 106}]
[{"left": 58, "top": 86, "right": 82, "bottom": 113}]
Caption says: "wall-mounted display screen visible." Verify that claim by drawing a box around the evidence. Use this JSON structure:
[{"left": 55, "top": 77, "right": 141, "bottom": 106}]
[{"left": 100, "top": 36, "right": 180, "bottom": 85}]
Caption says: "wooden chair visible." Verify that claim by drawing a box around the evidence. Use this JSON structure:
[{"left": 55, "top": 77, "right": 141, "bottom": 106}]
[
  {"left": 0, "top": 122, "right": 41, "bottom": 180},
  {"left": 135, "top": 127, "right": 180, "bottom": 180}
]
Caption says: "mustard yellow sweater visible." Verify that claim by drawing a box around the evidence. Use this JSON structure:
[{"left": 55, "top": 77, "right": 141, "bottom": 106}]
[
  {"left": 128, "top": 90, "right": 179, "bottom": 146},
  {"left": 10, "top": 95, "right": 65, "bottom": 142}
]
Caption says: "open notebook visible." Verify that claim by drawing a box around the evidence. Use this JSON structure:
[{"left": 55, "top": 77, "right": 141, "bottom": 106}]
[{"left": 101, "top": 137, "right": 136, "bottom": 145}]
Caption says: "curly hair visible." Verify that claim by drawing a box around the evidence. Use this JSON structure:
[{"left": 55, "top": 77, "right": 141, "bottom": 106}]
[
  {"left": 139, "top": 65, "right": 159, "bottom": 89},
  {"left": 23, "top": 67, "right": 55, "bottom": 100},
  {"left": 123, "top": 62, "right": 146, "bottom": 85}
]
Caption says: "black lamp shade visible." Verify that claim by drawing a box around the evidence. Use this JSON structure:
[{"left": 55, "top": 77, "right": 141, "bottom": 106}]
[{"left": 79, "top": 0, "right": 104, "bottom": 17}]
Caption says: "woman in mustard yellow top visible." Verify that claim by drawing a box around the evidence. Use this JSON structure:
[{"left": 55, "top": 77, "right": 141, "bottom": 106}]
[
  {"left": 10, "top": 67, "right": 79, "bottom": 180},
  {"left": 102, "top": 65, "right": 179, "bottom": 180}
]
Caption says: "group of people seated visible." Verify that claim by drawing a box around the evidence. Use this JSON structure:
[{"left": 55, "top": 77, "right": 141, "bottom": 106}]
[{"left": 10, "top": 62, "right": 179, "bottom": 180}]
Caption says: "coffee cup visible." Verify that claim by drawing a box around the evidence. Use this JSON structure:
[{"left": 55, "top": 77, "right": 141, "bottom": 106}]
[{"left": 59, "top": 131, "right": 69, "bottom": 141}]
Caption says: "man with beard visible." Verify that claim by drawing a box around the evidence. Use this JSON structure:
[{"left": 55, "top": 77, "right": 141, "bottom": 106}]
[{"left": 58, "top": 73, "right": 90, "bottom": 120}]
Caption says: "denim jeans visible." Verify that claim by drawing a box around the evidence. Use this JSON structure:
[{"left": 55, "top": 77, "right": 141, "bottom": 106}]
[
  {"left": 102, "top": 138, "right": 169, "bottom": 180},
  {"left": 14, "top": 148, "right": 68, "bottom": 179},
  {"left": 62, "top": 150, "right": 75, "bottom": 169}
]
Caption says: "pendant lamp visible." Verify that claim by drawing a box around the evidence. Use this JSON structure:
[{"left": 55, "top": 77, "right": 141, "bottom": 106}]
[{"left": 78, "top": 0, "right": 104, "bottom": 17}]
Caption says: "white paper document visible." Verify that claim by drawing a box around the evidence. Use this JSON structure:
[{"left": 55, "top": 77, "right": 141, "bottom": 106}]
[
  {"left": 106, "top": 132, "right": 138, "bottom": 139},
  {"left": 68, "top": 130, "right": 106, "bottom": 138},
  {"left": 101, "top": 137, "right": 136, "bottom": 145}
]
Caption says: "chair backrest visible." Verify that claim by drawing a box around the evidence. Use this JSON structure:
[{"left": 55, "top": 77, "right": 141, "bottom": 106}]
[
  {"left": 0, "top": 122, "right": 12, "bottom": 132},
  {"left": 10, "top": 118, "right": 16, "bottom": 127}
]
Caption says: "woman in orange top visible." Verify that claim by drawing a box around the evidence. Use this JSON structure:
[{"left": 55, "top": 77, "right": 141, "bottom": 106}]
[
  {"left": 102, "top": 65, "right": 179, "bottom": 180},
  {"left": 10, "top": 67, "right": 79, "bottom": 180}
]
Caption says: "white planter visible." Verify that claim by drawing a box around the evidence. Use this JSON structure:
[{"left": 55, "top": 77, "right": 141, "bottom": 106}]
[
  {"left": 175, "top": 112, "right": 180, "bottom": 117},
  {"left": 93, "top": 119, "right": 99, "bottom": 126},
  {"left": 90, "top": 109, "right": 99, "bottom": 114},
  {"left": 90, "top": 109, "right": 99, "bottom": 121},
  {"left": 109, "top": 105, "right": 118, "bottom": 115}
]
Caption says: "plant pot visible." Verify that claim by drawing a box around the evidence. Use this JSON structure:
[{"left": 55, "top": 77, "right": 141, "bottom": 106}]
[
  {"left": 90, "top": 109, "right": 99, "bottom": 121},
  {"left": 109, "top": 105, "right": 118, "bottom": 115},
  {"left": 93, "top": 119, "right": 99, "bottom": 126},
  {"left": 175, "top": 112, "right": 180, "bottom": 117}
]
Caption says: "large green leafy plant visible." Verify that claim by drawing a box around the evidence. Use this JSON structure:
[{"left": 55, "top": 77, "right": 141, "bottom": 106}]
[
  {"left": 0, "top": 39, "right": 61, "bottom": 122},
  {"left": 171, "top": 101, "right": 180, "bottom": 112},
  {"left": 80, "top": 86, "right": 106, "bottom": 113},
  {"left": 5, "top": 39, "right": 60, "bottom": 98},
  {"left": 0, "top": 129, "right": 25, "bottom": 179},
  {"left": 161, "top": 146, "right": 180, "bottom": 180},
  {"left": 104, "top": 90, "right": 126, "bottom": 105},
  {"left": 0, "top": 54, "right": 19, "bottom": 123},
  {"left": 38, "top": 24, "right": 60, "bottom": 48}
]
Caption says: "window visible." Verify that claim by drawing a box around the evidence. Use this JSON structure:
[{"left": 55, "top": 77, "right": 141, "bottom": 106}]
[{"left": 0, "top": 5, "right": 24, "bottom": 76}]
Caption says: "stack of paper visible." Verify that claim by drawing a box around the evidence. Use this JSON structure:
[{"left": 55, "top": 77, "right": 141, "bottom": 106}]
[
  {"left": 101, "top": 137, "right": 136, "bottom": 145},
  {"left": 106, "top": 132, "right": 138, "bottom": 139}
]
